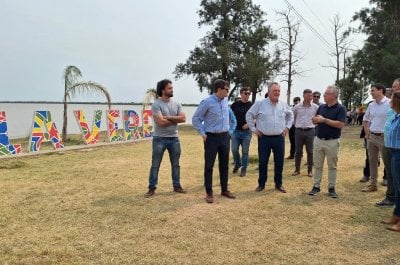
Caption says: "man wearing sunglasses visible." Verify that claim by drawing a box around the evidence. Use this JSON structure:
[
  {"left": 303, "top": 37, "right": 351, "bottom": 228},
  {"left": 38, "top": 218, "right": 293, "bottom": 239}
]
[
  {"left": 312, "top": 91, "right": 322, "bottom": 105},
  {"left": 230, "top": 87, "right": 253, "bottom": 177}
]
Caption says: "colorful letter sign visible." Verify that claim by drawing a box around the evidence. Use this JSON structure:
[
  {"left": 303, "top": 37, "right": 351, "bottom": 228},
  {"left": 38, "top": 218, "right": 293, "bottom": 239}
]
[
  {"left": 107, "top": 110, "right": 123, "bottom": 142},
  {"left": 0, "top": 111, "right": 21, "bottom": 155},
  {"left": 29, "top": 111, "right": 64, "bottom": 152},
  {"left": 123, "top": 110, "right": 140, "bottom": 141},
  {"left": 74, "top": 110, "right": 102, "bottom": 145}
]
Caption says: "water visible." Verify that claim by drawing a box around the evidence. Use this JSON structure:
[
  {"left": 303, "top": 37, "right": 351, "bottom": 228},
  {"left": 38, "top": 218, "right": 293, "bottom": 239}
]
[{"left": 0, "top": 102, "right": 198, "bottom": 139}]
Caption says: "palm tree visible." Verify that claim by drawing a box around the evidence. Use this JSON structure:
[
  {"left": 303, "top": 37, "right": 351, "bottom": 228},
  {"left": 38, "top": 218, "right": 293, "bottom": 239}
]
[{"left": 62, "top": 65, "right": 111, "bottom": 142}]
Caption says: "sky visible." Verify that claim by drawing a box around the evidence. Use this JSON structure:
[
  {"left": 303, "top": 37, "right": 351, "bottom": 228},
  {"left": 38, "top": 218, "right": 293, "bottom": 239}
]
[{"left": 0, "top": 0, "right": 370, "bottom": 104}]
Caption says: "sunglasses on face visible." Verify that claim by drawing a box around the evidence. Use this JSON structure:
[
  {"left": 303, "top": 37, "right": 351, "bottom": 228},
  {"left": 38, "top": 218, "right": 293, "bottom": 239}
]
[{"left": 243, "top": 92, "right": 251, "bottom": 95}]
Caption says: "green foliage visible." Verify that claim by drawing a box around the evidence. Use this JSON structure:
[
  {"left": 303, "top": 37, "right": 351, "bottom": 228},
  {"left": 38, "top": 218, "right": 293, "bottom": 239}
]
[
  {"left": 348, "top": 0, "right": 400, "bottom": 86},
  {"left": 174, "top": 0, "right": 280, "bottom": 101}
]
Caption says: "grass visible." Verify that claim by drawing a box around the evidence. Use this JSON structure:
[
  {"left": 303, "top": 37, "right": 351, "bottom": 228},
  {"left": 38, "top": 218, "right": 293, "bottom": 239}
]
[{"left": 1, "top": 125, "right": 400, "bottom": 264}]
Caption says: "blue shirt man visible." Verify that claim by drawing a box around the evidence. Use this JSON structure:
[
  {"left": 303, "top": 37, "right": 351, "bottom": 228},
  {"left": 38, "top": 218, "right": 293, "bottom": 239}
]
[{"left": 192, "top": 79, "right": 236, "bottom": 203}]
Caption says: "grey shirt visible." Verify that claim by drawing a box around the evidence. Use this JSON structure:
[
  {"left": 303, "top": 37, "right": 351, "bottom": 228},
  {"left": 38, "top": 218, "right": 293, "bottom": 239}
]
[{"left": 152, "top": 99, "right": 183, "bottom": 137}]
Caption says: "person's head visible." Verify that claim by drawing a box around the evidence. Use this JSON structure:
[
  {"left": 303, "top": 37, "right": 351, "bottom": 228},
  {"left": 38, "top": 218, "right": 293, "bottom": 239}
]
[
  {"left": 156, "top": 79, "right": 173, "bottom": 98},
  {"left": 213, "top": 79, "right": 230, "bottom": 99},
  {"left": 323, "top": 85, "right": 339, "bottom": 105},
  {"left": 293, "top": 97, "right": 301, "bottom": 105},
  {"left": 370, "top": 83, "right": 386, "bottom": 100},
  {"left": 392, "top": 78, "right": 400, "bottom": 93},
  {"left": 239, "top": 87, "right": 251, "bottom": 102},
  {"left": 268, "top": 82, "right": 280, "bottom": 102},
  {"left": 312, "top": 91, "right": 321, "bottom": 104},
  {"left": 303, "top": 89, "right": 313, "bottom": 103},
  {"left": 391, "top": 91, "right": 400, "bottom": 113}
]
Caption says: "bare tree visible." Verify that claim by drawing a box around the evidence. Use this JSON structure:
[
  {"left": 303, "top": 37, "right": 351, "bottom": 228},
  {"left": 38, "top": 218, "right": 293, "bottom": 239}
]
[{"left": 276, "top": 9, "right": 304, "bottom": 104}]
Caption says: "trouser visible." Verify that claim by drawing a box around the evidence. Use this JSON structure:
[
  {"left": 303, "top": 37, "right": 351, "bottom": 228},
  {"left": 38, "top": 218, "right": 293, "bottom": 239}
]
[
  {"left": 367, "top": 134, "right": 384, "bottom": 187},
  {"left": 391, "top": 148, "right": 400, "bottom": 216},
  {"left": 294, "top": 128, "right": 315, "bottom": 173},
  {"left": 383, "top": 147, "right": 396, "bottom": 202},
  {"left": 258, "top": 135, "right": 284, "bottom": 188},
  {"left": 288, "top": 125, "right": 296, "bottom": 157},
  {"left": 204, "top": 133, "right": 230, "bottom": 195},
  {"left": 231, "top": 129, "right": 252, "bottom": 169},
  {"left": 313, "top": 137, "right": 340, "bottom": 189}
]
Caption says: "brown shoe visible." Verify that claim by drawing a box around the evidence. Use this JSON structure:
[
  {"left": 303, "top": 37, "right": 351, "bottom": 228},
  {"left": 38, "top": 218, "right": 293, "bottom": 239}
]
[
  {"left": 307, "top": 172, "right": 313, "bottom": 178},
  {"left": 255, "top": 186, "right": 264, "bottom": 192},
  {"left": 362, "top": 185, "right": 378, "bottom": 192},
  {"left": 387, "top": 222, "right": 400, "bottom": 232},
  {"left": 145, "top": 188, "right": 155, "bottom": 198},
  {"left": 173, "top": 187, "right": 187, "bottom": 194},
  {"left": 275, "top": 186, "right": 287, "bottom": 193},
  {"left": 205, "top": 194, "right": 214, "bottom": 203},
  {"left": 291, "top": 171, "right": 300, "bottom": 176},
  {"left": 381, "top": 215, "right": 400, "bottom": 225},
  {"left": 221, "top": 191, "right": 236, "bottom": 199}
]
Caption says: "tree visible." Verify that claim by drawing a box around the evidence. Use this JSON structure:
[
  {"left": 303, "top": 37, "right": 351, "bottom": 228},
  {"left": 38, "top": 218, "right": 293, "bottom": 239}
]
[
  {"left": 62, "top": 66, "right": 111, "bottom": 142},
  {"left": 174, "top": 0, "right": 280, "bottom": 102},
  {"left": 348, "top": 0, "right": 400, "bottom": 86},
  {"left": 276, "top": 9, "right": 303, "bottom": 104}
]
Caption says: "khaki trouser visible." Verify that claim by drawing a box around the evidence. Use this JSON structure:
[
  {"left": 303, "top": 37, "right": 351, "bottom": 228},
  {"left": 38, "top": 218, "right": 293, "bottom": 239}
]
[
  {"left": 367, "top": 134, "right": 384, "bottom": 187},
  {"left": 313, "top": 137, "right": 340, "bottom": 189}
]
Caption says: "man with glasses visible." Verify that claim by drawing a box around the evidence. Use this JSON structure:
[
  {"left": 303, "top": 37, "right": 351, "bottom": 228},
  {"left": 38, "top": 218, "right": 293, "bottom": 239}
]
[
  {"left": 231, "top": 87, "right": 253, "bottom": 177},
  {"left": 308, "top": 86, "right": 346, "bottom": 198},
  {"left": 246, "top": 82, "right": 293, "bottom": 193},
  {"left": 192, "top": 79, "right": 236, "bottom": 203},
  {"left": 312, "top": 91, "right": 322, "bottom": 105},
  {"left": 145, "top": 79, "right": 187, "bottom": 197}
]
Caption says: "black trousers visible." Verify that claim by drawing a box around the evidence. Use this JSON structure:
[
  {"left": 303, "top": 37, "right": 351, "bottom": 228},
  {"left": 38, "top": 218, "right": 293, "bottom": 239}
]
[
  {"left": 204, "top": 133, "right": 230, "bottom": 194},
  {"left": 288, "top": 125, "right": 296, "bottom": 157}
]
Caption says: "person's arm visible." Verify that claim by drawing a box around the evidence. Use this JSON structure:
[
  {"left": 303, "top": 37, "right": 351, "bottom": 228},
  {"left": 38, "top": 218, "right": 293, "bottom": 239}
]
[
  {"left": 284, "top": 103, "right": 294, "bottom": 136},
  {"left": 246, "top": 102, "right": 262, "bottom": 137},
  {"left": 165, "top": 112, "right": 186, "bottom": 123},
  {"left": 362, "top": 105, "right": 371, "bottom": 138},
  {"left": 192, "top": 100, "right": 207, "bottom": 137},
  {"left": 228, "top": 107, "right": 237, "bottom": 135}
]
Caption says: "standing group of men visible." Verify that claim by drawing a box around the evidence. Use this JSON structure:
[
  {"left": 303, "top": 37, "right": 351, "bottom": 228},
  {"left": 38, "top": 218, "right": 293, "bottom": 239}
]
[{"left": 144, "top": 78, "right": 347, "bottom": 203}]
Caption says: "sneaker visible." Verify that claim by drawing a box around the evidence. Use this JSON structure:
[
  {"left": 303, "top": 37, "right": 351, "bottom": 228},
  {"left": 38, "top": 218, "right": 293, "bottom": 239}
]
[
  {"left": 233, "top": 165, "right": 240, "bottom": 173},
  {"left": 328, "top": 188, "right": 338, "bottom": 198},
  {"left": 381, "top": 179, "right": 388, "bottom": 186},
  {"left": 145, "top": 188, "right": 156, "bottom": 198},
  {"left": 359, "top": 176, "right": 370, "bottom": 183},
  {"left": 376, "top": 198, "right": 395, "bottom": 207},
  {"left": 240, "top": 168, "right": 246, "bottom": 177},
  {"left": 173, "top": 187, "right": 187, "bottom": 194},
  {"left": 308, "top": 187, "right": 320, "bottom": 196},
  {"left": 362, "top": 185, "right": 378, "bottom": 192}
]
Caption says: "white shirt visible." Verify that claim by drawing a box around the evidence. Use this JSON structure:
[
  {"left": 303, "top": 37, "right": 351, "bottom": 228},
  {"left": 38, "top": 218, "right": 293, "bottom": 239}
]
[
  {"left": 246, "top": 98, "right": 293, "bottom": 135},
  {"left": 363, "top": 97, "right": 390, "bottom": 133}
]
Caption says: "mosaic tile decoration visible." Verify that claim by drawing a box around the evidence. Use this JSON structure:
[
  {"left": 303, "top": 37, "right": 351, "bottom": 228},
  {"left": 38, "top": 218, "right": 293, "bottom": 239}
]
[
  {"left": 142, "top": 109, "right": 153, "bottom": 138},
  {"left": 74, "top": 110, "right": 102, "bottom": 145},
  {"left": 0, "top": 111, "right": 22, "bottom": 155},
  {"left": 28, "top": 111, "right": 64, "bottom": 152},
  {"left": 123, "top": 110, "right": 140, "bottom": 141},
  {"left": 107, "top": 110, "right": 123, "bottom": 142}
]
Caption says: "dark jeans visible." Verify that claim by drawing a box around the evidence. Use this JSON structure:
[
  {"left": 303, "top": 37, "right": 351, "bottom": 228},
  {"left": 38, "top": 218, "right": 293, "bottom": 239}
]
[
  {"left": 294, "top": 128, "right": 315, "bottom": 173},
  {"left": 391, "top": 149, "right": 400, "bottom": 216},
  {"left": 288, "top": 125, "right": 296, "bottom": 157},
  {"left": 204, "top": 133, "right": 230, "bottom": 194},
  {"left": 258, "top": 135, "right": 284, "bottom": 188},
  {"left": 148, "top": 137, "right": 181, "bottom": 189},
  {"left": 383, "top": 147, "right": 395, "bottom": 202},
  {"left": 231, "top": 129, "right": 252, "bottom": 169}
]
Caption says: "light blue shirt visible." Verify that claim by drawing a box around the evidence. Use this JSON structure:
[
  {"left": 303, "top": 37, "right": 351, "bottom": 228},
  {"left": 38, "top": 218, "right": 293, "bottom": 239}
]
[
  {"left": 228, "top": 107, "right": 237, "bottom": 136},
  {"left": 384, "top": 108, "right": 396, "bottom": 147},
  {"left": 246, "top": 98, "right": 293, "bottom": 135},
  {"left": 192, "top": 94, "right": 230, "bottom": 136},
  {"left": 386, "top": 114, "right": 400, "bottom": 149}
]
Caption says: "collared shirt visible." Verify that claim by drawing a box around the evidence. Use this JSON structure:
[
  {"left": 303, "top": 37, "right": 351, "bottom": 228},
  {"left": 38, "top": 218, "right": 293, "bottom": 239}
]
[
  {"left": 386, "top": 114, "right": 400, "bottom": 149},
  {"left": 228, "top": 107, "right": 237, "bottom": 135},
  {"left": 192, "top": 94, "right": 230, "bottom": 136},
  {"left": 315, "top": 103, "right": 346, "bottom": 139},
  {"left": 293, "top": 102, "right": 319, "bottom": 128},
  {"left": 246, "top": 98, "right": 293, "bottom": 135},
  {"left": 384, "top": 108, "right": 396, "bottom": 147},
  {"left": 363, "top": 97, "right": 390, "bottom": 133}
]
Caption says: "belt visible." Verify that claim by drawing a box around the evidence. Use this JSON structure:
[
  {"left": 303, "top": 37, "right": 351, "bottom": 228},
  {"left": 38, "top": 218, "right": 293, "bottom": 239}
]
[
  {"left": 371, "top": 132, "right": 383, "bottom": 136},
  {"left": 318, "top": 137, "right": 339, "bottom": 141},
  {"left": 206, "top": 132, "right": 228, "bottom": 136},
  {"left": 296, "top": 128, "right": 314, "bottom": 131},
  {"left": 263, "top": 134, "right": 282, "bottom": 137}
]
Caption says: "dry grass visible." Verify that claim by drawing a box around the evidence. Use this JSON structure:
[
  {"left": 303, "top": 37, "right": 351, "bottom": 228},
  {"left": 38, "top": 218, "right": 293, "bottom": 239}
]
[{"left": 1, "top": 125, "right": 400, "bottom": 264}]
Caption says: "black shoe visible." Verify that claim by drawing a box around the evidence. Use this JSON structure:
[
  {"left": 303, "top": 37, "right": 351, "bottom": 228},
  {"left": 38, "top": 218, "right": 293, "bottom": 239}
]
[
  {"left": 308, "top": 187, "right": 320, "bottom": 196},
  {"left": 359, "top": 176, "right": 369, "bottom": 183},
  {"left": 145, "top": 188, "right": 156, "bottom": 198},
  {"left": 233, "top": 165, "right": 240, "bottom": 173},
  {"left": 328, "top": 188, "right": 338, "bottom": 198},
  {"left": 240, "top": 168, "right": 246, "bottom": 177},
  {"left": 376, "top": 198, "right": 395, "bottom": 207}
]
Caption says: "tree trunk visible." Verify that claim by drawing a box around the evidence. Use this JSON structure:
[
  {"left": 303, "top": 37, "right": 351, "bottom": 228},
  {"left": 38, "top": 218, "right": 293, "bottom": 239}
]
[{"left": 62, "top": 96, "right": 68, "bottom": 143}]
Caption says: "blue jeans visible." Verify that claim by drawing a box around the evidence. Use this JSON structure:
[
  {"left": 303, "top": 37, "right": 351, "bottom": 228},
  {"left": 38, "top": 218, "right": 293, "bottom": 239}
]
[
  {"left": 391, "top": 148, "right": 400, "bottom": 216},
  {"left": 231, "top": 130, "right": 252, "bottom": 169},
  {"left": 258, "top": 135, "right": 285, "bottom": 188},
  {"left": 148, "top": 137, "right": 181, "bottom": 189}
]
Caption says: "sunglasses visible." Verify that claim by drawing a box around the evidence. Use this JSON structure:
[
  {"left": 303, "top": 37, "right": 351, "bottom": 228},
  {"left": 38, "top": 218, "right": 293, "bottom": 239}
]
[
  {"left": 243, "top": 92, "right": 251, "bottom": 95},
  {"left": 313, "top": 96, "right": 320, "bottom": 98}
]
